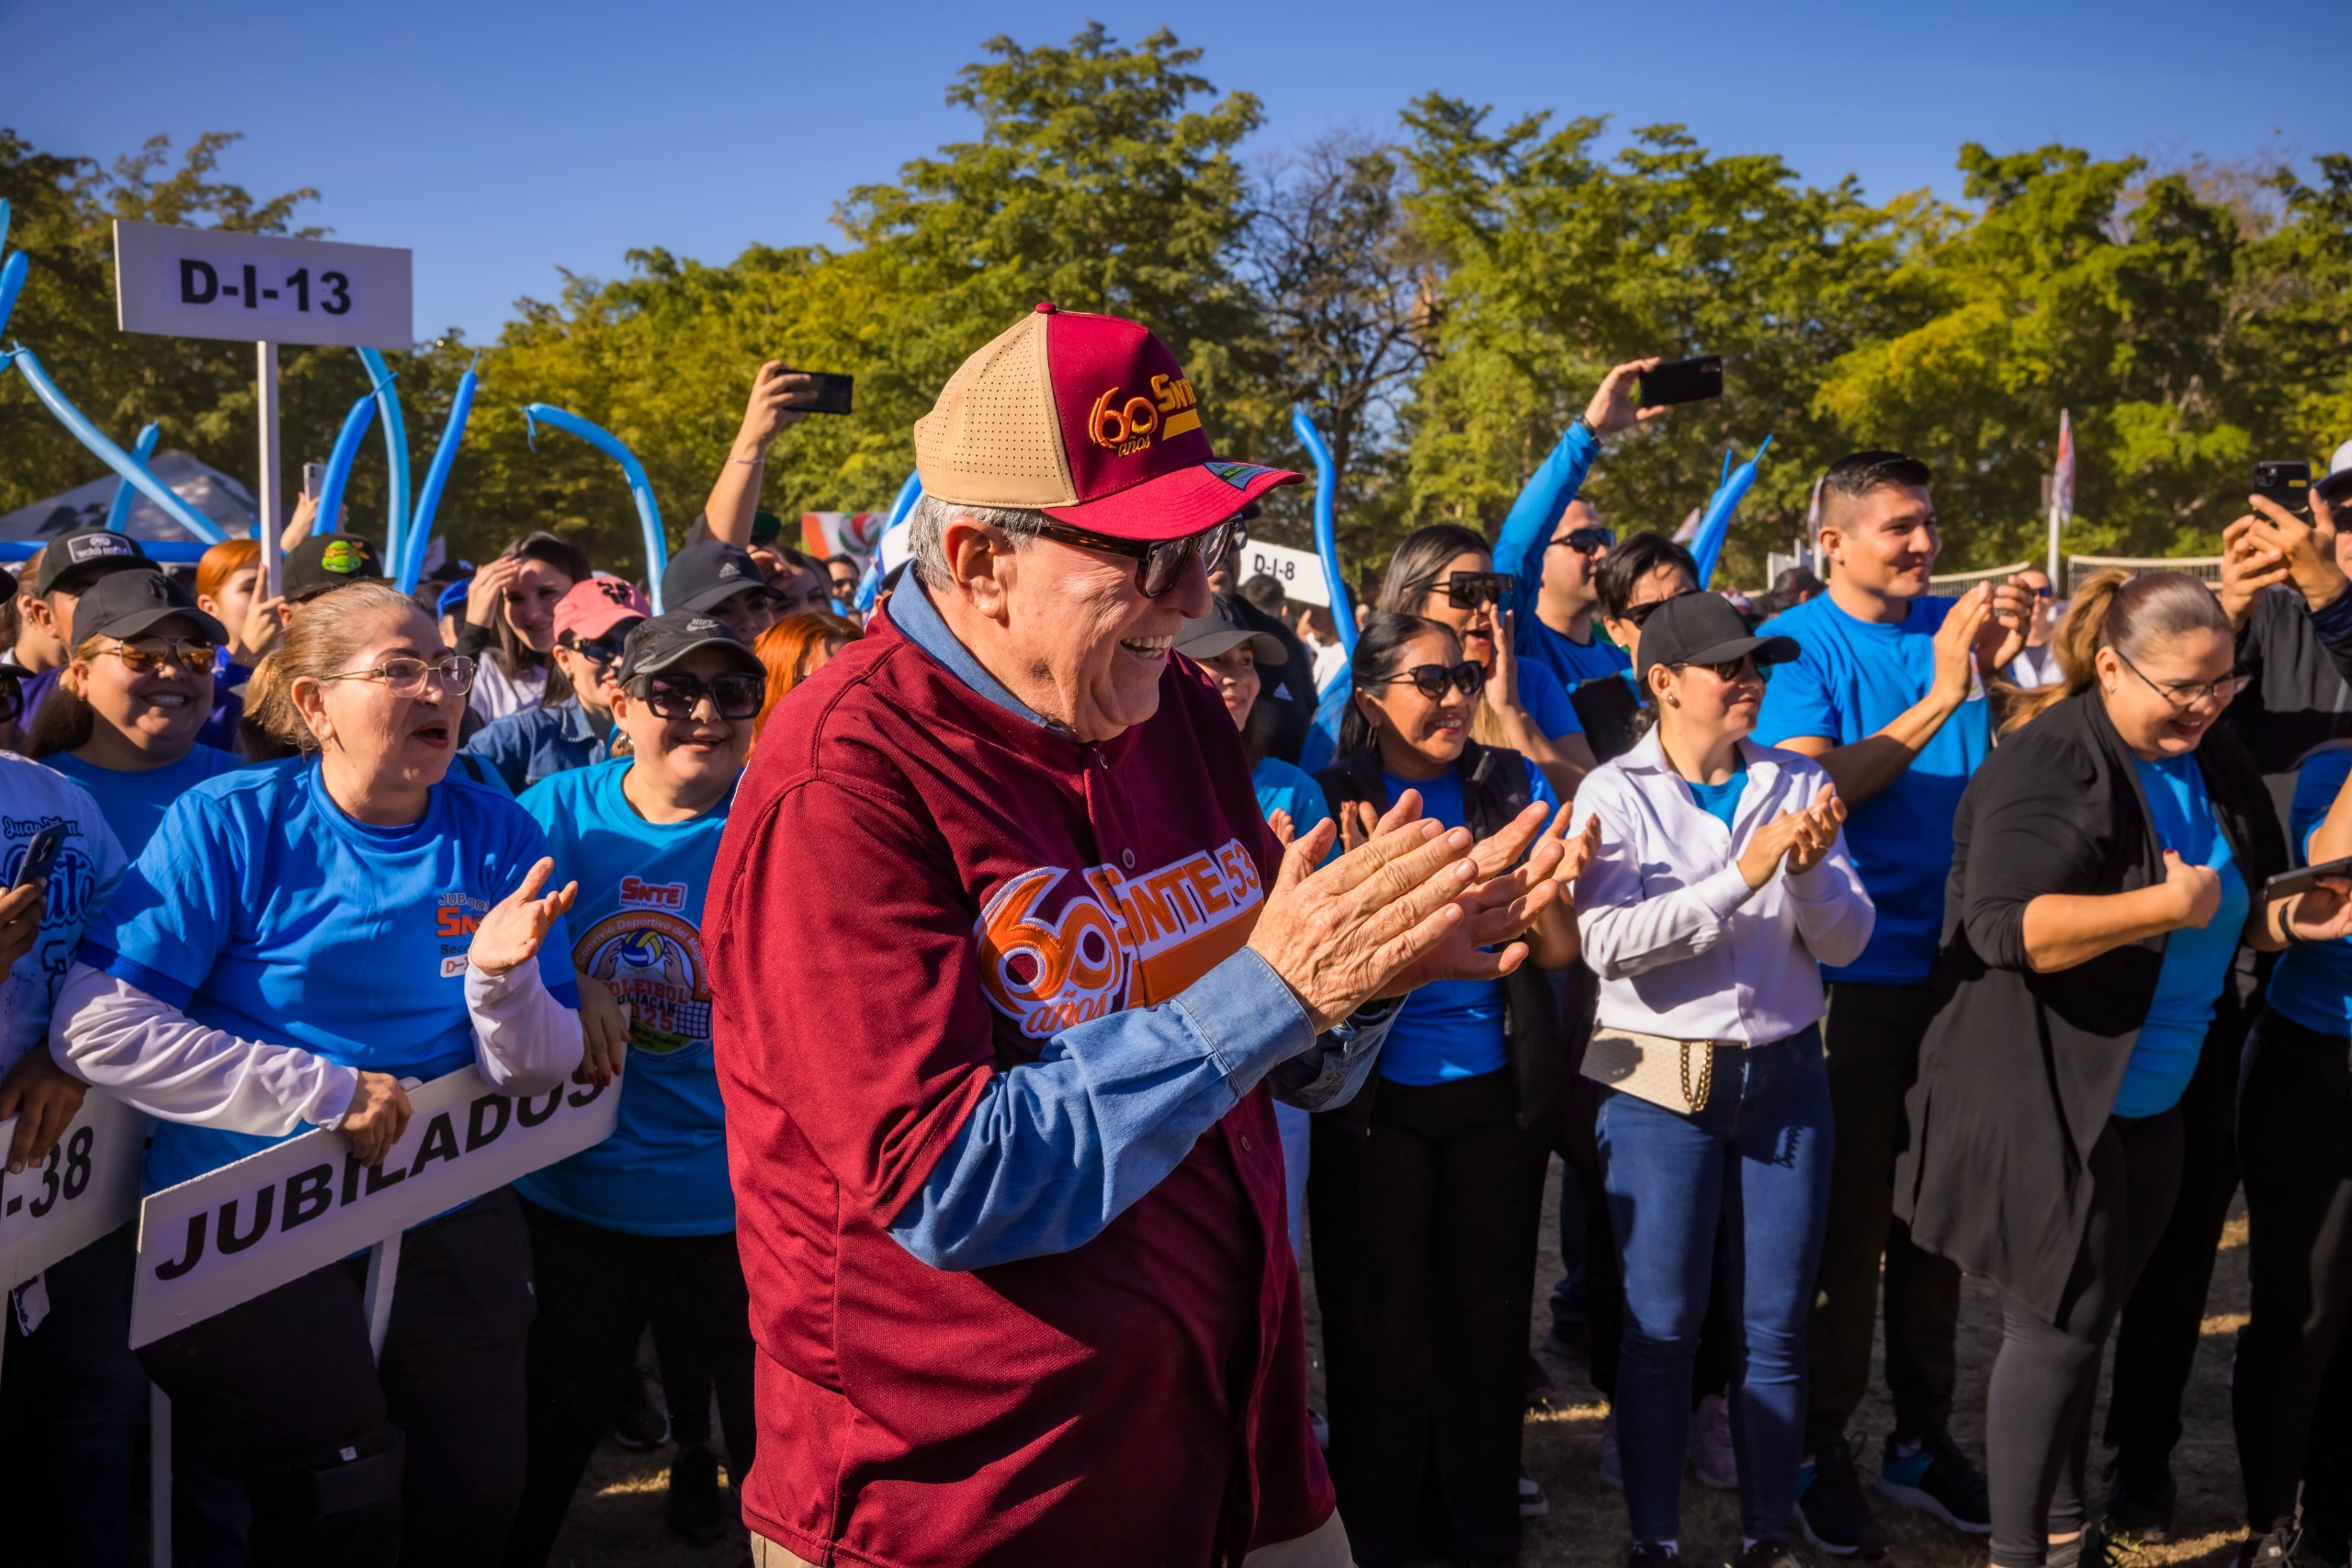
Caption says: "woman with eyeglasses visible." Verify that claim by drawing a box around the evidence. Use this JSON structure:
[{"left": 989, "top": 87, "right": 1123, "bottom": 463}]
[
  {"left": 1309, "top": 611, "right": 1595, "bottom": 1564},
  {"left": 1896, "top": 571, "right": 2352, "bottom": 1568},
  {"left": 463, "top": 577, "right": 650, "bottom": 794},
  {"left": 52, "top": 580, "right": 586, "bottom": 1567},
  {"left": 1569, "top": 592, "right": 1869, "bottom": 1568},
  {"left": 1371, "top": 525, "right": 1599, "bottom": 801},
  {"left": 503, "top": 612, "right": 766, "bottom": 1563},
  {"left": 30, "top": 569, "right": 244, "bottom": 858}
]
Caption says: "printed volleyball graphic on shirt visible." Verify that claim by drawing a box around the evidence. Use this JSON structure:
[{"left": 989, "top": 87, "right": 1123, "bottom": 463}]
[
  {"left": 977, "top": 838, "right": 1264, "bottom": 1039},
  {"left": 574, "top": 906, "right": 710, "bottom": 1054}
]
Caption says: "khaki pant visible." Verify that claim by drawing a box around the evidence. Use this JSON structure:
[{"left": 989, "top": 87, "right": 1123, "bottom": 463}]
[{"left": 750, "top": 1506, "right": 1354, "bottom": 1566}]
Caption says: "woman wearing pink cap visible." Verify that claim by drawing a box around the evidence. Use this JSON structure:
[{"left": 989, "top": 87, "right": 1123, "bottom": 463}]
[{"left": 460, "top": 575, "right": 649, "bottom": 794}]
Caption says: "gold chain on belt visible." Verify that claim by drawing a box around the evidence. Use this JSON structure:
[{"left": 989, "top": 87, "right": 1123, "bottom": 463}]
[{"left": 1679, "top": 1040, "right": 1714, "bottom": 1112}]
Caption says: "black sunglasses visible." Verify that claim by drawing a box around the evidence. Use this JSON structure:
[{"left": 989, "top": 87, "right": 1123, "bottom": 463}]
[
  {"left": 637, "top": 671, "right": 764, "bottom": 720},
  {"left": 1679, "top": 655, "right": 1771, "bottom": 685},
  {"left": 1032, "top": 515, "right": 1243, "bottom": 599},
  {"left": 1442, "top": 571, "right": 1514, "bottom": 610},
  {"left": 1380, "top": 661, "right": 1487, "bottom": 700},
  {"left": 1551, "top": 525, "right": 1615, "bottom": 555}
]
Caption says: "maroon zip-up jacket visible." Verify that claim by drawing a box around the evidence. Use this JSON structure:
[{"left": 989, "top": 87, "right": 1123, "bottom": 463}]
[{"left": 707, "top": 602, "right": 1336, "bottom": 1566}]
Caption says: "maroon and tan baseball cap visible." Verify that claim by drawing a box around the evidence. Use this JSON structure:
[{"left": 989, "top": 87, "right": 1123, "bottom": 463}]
[{"left": 913, "top": 303, "right": 1302, "bottom": 542}]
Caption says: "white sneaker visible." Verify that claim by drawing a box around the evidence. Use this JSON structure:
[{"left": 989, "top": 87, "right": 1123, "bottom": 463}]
[
  {"left": 1519, "top": 1474, "right": 1549, "bottom": 1517},
  {"left": 1687, "top": 1393, "right": 1738, "bottom": 1491},
  {"left": 1600, "top": 1409, "right": 1624, "bottom": 1490}
]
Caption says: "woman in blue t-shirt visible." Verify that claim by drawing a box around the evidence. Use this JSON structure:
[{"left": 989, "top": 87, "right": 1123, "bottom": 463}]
[
  {"left": 1310, "top": 612, "right": 1591, "bottom": 1562},
  {"left": 503, "top": 612, "right": 764, "bottom": 1563},
  {"left": 53, "top": 581, "right": 585, "bottom": 1567},
  {"left": 30, "top": 567, "right": 243, "bottom": 858}
]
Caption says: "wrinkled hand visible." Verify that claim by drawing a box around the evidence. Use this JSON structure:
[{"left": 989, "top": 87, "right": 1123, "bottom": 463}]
[
  {"left": 340, "top": 1071, "right": 413, "bottom": 1168},
  {"left": 574, "top": 975, "right": 628, "bottom": 1089},
  {"left": 2160, "top": 849, "right": 2223, "bottom": 931},
  {"left": 0, "top": 878, "right": 44, "bottom": 975},
  {"left": 0, "top": 1048, "right": 86, "bottom": 1175},
  {"left": 470, "top": 858, "right": 579, "bottom": 978},
  {"left": 736, "top": 362, "right": 816, "bottom": 454},
  {"left": 2220, "top": 515, "right": 2292, "bottom": 629},
  {"left": 1931, "top": 582, "right": 1993, "bottom": 706},
  {"left": 2243, "top": 493, "right": 2348, "bottom": 613},
  {"left": 1247, "top": 817, "right": 1492, "bottom": 1032},
  {"left": 1585, "top": 357, "right": 1668, "bottom": 435},
  {"left": 465, "top": 556, "right": 523, "bottom": 629}
]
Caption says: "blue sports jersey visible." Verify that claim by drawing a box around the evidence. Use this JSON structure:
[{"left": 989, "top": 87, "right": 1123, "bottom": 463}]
[
  {"left": 85, "top": 757, "right": 579, "bottom": 1191},
  {"left": 49, "top": 744, "right": 243, "bottom": 861},
  {"left": 2116, "top": 754, "right": 2247, "bottom": 1117},
  {"left": 512, "top": 759, "right": 737, "bottom": 1236},
  {"left": 1379, "top": 759, "right": 1560, "bottom": 1086},
  {"left": 1753, "top": 592, "right": 1991, "bottom": 985},
  {"left": 2264, "top": 747, "right": 2352, "bottom": 1037}
]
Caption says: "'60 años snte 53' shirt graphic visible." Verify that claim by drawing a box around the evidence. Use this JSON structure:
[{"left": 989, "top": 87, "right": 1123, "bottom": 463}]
[{"left": 978, "top": 835, "right": 1265, "bottom": 1039}]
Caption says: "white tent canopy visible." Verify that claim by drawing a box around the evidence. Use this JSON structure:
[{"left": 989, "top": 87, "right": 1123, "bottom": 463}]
[{"left": 0, "top": 451, "right": 258, "bottom": 545}]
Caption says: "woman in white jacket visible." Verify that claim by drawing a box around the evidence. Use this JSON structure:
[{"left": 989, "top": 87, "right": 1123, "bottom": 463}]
[
  {"left": 51, "top": 581, "right": 583, "bottom": 1568},
  {"left": 1569, "top": 592, "right": 1873, "bottom": 1568}
]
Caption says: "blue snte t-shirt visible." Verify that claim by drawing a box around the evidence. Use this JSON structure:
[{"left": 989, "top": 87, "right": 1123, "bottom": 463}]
[
  {"left": 513, "top": 759, "right": 737, "bottom": 1236},
  {"left": 1753, "top": 592, "right": 1991, "bottom": 984},
  {"left": 2117, "top": 754, "right": 2247, "bottom": 1117},
  {"left": 86, "top": 757, "right": 579, "bottom": 1192},
  {"left": 1378, "top": 758, "right": 1560, "bottom": 1086},
  {"left": 49, "top": 745, "right": 243, "bottom": 861},
  {"left": 2263, "top": 747, "right": 2352, "bottom": 1037}
]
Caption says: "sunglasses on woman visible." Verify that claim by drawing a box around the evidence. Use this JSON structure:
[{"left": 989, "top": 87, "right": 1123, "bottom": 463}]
[
  {"left": 98, "top": 638, "right": 218, "bottom": 676},
  {"left": 1680, "top": 655, "right": 1771, "bottom": 685},
  {"left": 638, "top": 671, "right": 764, "bottom": 721},
  {"left": 1442, "top": 572, "right": 1514, "bottom": 610},
  {"left": 1031, "top": 515, "right": 1244, "bottom": 599},
  {"left": 1379, "top": 662, "right": 1487, "bottom": 700}
]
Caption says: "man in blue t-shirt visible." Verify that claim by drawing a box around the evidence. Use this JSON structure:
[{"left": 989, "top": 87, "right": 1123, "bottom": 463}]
[{"left": 1752, "top": 450, "right": 2027, "bottom": 1552}]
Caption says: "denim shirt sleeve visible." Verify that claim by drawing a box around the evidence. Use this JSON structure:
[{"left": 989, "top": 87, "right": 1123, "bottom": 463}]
[
  {"left": 1491, "top": 419, "right": 1601, "bottom": 600},
  {"left": 887, "top": 946, "right": 1329, "bottom": 1270}
]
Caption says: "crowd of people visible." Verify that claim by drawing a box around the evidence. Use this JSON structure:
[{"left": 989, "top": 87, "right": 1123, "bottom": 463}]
[{"left": 1, "top": 302, "right": 2350, "bottom": 1568}]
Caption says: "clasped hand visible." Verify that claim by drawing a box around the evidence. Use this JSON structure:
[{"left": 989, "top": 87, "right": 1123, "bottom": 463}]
[{"left": 1736, "top": 784, "right": 1847, "bottom": 890}]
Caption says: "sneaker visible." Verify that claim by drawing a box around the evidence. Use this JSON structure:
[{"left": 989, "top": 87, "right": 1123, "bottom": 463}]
[
  {"left": 1520, "top": 1474, "right": 1550, "bottom": 1518},
  {"left": 612, "top": 1375, "right": 669, "bottom": 1450},
  {"left": 666, "top": 1441, "right": 732, "bottom": 1545},
  {"left": 1688, "top": 1393, "right": 1738, "bottom": 1491},
  {"left": 2237, "top": 1524, "right": 2306, "bottom": 1568},
  {"left": 1732, "top": 1538, "right": 1811, "bottom": 1568},
  {"left": 1876, "top": 1429, "right": 1990, "bottom": 1534},
  {"left": 2103, "top": 1459, "right": 2176, "bottom": 1544},
  {"left": 1796, "top": 1439, "right": 1888, "bottom": 1560},
  {"left": 1600, "top": 1409, "right": 1624, "bottom": 1490}
]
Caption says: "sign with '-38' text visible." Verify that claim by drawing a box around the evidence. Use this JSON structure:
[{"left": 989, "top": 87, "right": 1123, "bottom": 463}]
[
  {"left": 0, "top": 1089, "right": 148, "bottom": 1292},
  {"left": 113, "top": 220, "right": 413, "bottom": 350},
  {"left": 128, "top": 1066, "right": 616, "bottom": 1347}
]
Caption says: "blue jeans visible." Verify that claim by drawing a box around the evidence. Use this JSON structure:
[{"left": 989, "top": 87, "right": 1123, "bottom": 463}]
[{"left": 1598, "top": 1024, "right": 1833, "bottom": 1543}]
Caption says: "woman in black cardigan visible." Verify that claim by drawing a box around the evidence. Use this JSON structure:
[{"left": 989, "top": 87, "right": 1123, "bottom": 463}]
[{"left": 1895, "top": 572, "right": 2352, "bottom": 1568}]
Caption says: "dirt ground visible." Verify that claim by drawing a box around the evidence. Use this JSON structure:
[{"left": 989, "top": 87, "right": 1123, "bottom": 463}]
[{"left": 548, "top": 1156, "right": 2256, "bottom": 1568}]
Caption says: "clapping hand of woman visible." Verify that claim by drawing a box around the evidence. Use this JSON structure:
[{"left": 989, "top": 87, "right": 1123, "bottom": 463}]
[{"left": 470, "top": 858, "right": 580, "bottom": 978}]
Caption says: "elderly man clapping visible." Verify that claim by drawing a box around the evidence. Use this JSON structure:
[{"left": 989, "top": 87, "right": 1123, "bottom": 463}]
[{"left": 707, "top": 305, "right": 1588, "bottom": 1568}]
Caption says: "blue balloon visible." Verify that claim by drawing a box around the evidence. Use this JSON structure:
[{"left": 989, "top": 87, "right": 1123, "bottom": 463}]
[
  {"left": 105, "top": 423, "right": 163, "bottom": 533},
  {"left": 358, "top": 348, "right": 413, "bottom": 571},
  {"left": 1690, "top": 434, "right": 1775, "bottom": 590},
  {"left": 403, "top": 360, "right": 480, "bottom": 593},
  {"left": 3, "top": 347, "right": 223, "bottom": 544},
  {"left": 0, "top": 252, "right": 26, "bottom": 345},
  {"left": 521, "top": 403, "right": 668, "bottom": 611},
  {"left": 311, "top": 384, "right": 381, "bottom": 538},
  {"left": 1288, "top": 406, "right": 1356, "bottom": 656}
]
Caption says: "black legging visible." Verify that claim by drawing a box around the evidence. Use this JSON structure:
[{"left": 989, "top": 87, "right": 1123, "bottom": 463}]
[
  {"left": 2233, "top": 1007, "right": 2352, "bottom": 1536},
  {"left": 1985, "top": 1109, "right": 2183, "bottom": 1568}
]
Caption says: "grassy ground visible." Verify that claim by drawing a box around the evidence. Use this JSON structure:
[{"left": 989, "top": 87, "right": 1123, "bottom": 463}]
[{"left": 547, "top": 1157, "right": 2256, "bottom": 1568}]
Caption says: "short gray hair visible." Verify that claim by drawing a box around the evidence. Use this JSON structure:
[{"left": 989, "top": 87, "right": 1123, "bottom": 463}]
[{"left": 906, "top": 493, "right": 1048, "bottom": 591}]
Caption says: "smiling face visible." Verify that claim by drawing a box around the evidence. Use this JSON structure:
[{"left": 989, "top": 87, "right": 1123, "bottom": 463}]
[
  {"left": 2098, "top": 626, "right": 2235, "bottom": 759},
  {"left": 294, "top": 604, "right": 464, "bottom": 795},
  {"left": 999, "top": 533, "right": 1214, "bottom": 741},
  {"left": 611, "top": 647, "right": 755, "bottom": 801},
  {"left": 72, "top": 612, "right": 214, "bottom": 760},
  {"left": 1540, "top": 500, "right": 1610, "bottom": 619},
  {"left": 1356, "top": 627, "right": 1474, "bottom": 776},
  {"left": 1200, "top": 644, "right": 1261, "bottom": 732},
  {"left": 1417, "top": 548, "right": 1498, "bottom": 669},
  {"left": 502, "top": 558, "right": 573, "bottom": 651},
  {"left": 1822, "top": 483, "right": 1939, "bottom": 599},
  {"left": 1650, "top": 652, "right": 1767, "bottom": 751}
]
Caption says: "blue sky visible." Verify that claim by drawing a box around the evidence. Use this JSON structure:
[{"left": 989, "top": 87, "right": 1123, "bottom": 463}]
[{"left": 8, "top": 0, "right": 2348, "bottom": 345}]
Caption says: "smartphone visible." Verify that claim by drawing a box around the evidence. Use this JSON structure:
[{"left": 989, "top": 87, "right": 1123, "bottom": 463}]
[
  {"left": 1638, "top": 355, "right": 1724, "bottom": 409},
  {"left": 302, "top": 461, "right": 327, "bottom": 499},
  {"left": 11, "top": 825, "right": 64, "bottom": 890},
  {"left": 2253, "top": 459, "right": 2312, "bottom": 516},
  {"left": 781, "top": 370, "right": 854, "bottom": 417},
  {"left": 2265, "top": 853, "right": 2352, "bottom": 901}
]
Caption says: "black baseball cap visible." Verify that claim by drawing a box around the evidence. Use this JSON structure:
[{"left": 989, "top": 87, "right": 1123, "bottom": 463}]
[
  {"left": 1174, "top": 597, "right": 1286, "bottom": 665},
  {"left": 283, "top": 533, "right": 390, "bottom": 603},
  {"left": 1634, "top": 591, "right": 1800, "bottom": 681},
  {"left": 660, "top": 540, "right": 778, "bottom": 615},
  {"left": 35, "top": 528, "right": 151, "bottom": 596},
  {"left": 616, "top": 611, "right": 763, "bottom": 686},
  {"left": 70, "top": 568, "right": 229, "bottom": 646}
]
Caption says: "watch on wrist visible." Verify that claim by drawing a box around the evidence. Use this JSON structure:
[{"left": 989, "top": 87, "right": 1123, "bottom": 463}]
[{"left": 1572, "top": 412, "right": 1598, "bottom": 440}]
